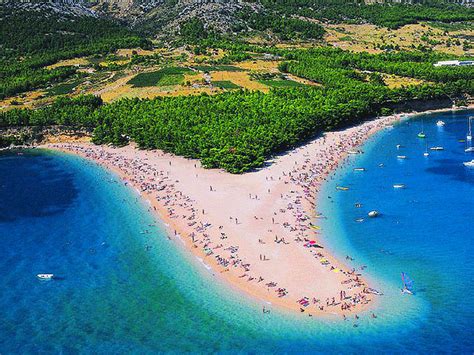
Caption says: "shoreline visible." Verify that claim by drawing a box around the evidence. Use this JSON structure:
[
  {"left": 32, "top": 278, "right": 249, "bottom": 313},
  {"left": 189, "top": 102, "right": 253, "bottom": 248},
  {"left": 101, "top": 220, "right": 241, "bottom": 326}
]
[{"left": 36, "top": 106, "right": 470, "bottom": 319}]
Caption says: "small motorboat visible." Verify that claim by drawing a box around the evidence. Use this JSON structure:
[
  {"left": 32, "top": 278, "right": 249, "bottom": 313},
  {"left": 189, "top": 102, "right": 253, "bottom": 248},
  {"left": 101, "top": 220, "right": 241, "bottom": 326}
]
[
  {"left": 365, "top": 288, "right": 384, "bottom": 296},
  {"left": 430, "top": 147, "right": 444, "bottom": 151},
  {"left": 347, "top": 150, "right": 361, "bottom": 155},
  {"left": 463, "top": 160, "right": 474, "bottom": 167},
  {"left": 396, "top": 144, "right": 402, "bottom": 149},
  {"left": 393, "top": 184, "right": 405, "bottom": 189},
  {"left": 37, "top": 274, "right": 54, "bottom": 281},
  {"left": 353, "top": 168, "right": 366, "bottom": 172},
  {"left": 336, "top": 186, "right": 349, "bottom": 191},
  {"left": 397, "top": 155, "right": 407, "bottom": 159},
  {"left": 436, "top": 120, "right": 445, "bottom": 127},
  {"left": 368, "top": 210, "right": 379, "bottom": 218},
  {"left": 417, "top": 132, "right": 426, "bottom": 138},
  {"left": 423, "top": 152, "right": 429, "bottom": 157},
  {"left": 465, "top": 147, "right": 474, "bottom": 152}
]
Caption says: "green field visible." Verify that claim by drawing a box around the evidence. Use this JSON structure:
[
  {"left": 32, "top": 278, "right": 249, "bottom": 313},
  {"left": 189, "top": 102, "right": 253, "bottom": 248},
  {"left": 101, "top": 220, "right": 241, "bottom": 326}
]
[
  {"left": 258, "top": 79, "right": 306, "bottom": 88},
  {"left": 192, "top": 65, "right": 243, "bottom": 72},
  {"left": 46, "top": 80, "right": 82, "bottom": 96},
  {"left": 213, "top": 81, "right": 240, "bottom": 89},
  {"left": 127, "top": 67, "right": 192, "bottom": 87}
]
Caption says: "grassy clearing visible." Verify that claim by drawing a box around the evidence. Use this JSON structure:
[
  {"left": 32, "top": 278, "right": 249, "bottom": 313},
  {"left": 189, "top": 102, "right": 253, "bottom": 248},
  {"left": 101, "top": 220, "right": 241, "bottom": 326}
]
[
  {"left": 237, "top": 60, "right": 281, "bottom": 71},
  {"left": 116, "top": 48, "right": 162, "bottom": 57},
  {"left": 213, "top": 81, "right": 240, "bottom": 89},
  {"left": 382, "top": 74, "right": 426, "bottom": 89},
  {"left": 46, "top": 58, "right": 89, "bottom": 69},
  {"left": 211, "top": 71, "right": 269, "bottom": 91},
  {"left": 127, "top": 67, "right": 192, "bottom": 87},
  {"left": 324, "top": 23, "right": 473, "bottom": 55},
  {"left": 192, "top": 65, "right": 243, "bottom": 72},
  {"left": 258, "top": 79, "right": 306, "bottom": 88}
]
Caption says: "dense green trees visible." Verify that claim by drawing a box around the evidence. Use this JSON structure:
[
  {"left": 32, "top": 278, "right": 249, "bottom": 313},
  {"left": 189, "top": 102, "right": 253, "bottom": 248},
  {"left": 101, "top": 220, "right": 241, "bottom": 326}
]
[
  {"left": 281, "top": 47, "right": 474, "bottom": 86},
  {"left": 0, "top": 96, "right": 102, "bottom": 128},
  {"left": 0, "top": 9, "right": 148, "bottom": 57},
  {"left": 260, "top": 0, "right": 474, "bottom": 29},
  {"left": 2, "top": 55, "right": 469, "bottom": 173},
  {"left": 241, "top": 12, "right": 325, "bottom": 40},
  {"left": 180, "top": 18, "right": 209, "bottom": 42}
]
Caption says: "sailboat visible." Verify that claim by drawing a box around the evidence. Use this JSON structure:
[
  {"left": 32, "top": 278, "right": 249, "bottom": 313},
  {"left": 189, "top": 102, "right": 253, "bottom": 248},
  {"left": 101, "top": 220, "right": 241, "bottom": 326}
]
[
  {"left": 467, "top": 116, "right": 473, "bottom": 141},
  {"left": 418, "top": 119, "right": 426, "bottom": 138},
  {"left": 401, "top": 272, "right": 414, "bottom": 295}
]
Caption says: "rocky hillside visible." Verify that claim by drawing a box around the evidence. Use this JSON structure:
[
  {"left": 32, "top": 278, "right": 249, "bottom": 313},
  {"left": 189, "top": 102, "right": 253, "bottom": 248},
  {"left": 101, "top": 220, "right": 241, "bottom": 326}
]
[
  {"left": 1, "top": 0, "right": 473, "bottom": 41},
  {"left": 1, "top": 0, "right": 260, "bottom": 37}
]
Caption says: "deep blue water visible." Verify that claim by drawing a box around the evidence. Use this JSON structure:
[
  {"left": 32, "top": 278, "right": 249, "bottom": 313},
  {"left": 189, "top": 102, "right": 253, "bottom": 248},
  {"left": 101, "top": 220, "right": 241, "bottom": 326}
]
[
  {"left": 317, "top": 109, "right": 474, "bottom": 353},
  {"left": 0, "top": 109, "right": 473, "bottom": 353}
]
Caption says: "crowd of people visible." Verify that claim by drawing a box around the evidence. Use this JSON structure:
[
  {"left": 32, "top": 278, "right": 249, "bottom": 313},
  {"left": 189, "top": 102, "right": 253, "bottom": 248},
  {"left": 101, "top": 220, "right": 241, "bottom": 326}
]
[{"left": 49, "top": 113, "right": 398, "bottom": 319}]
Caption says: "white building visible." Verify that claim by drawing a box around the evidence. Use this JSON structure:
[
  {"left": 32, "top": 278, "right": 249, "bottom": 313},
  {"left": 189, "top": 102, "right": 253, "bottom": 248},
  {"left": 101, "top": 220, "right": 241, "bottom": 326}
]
[{"left": 434, "top": 60, "right": 474, "bottom": 67}]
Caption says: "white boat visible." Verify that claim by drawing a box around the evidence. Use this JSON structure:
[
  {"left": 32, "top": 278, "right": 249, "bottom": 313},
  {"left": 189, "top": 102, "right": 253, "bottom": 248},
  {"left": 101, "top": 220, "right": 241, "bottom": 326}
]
[
  {"left": 347, "top": 150, "right": 361, "bottom": 155},
  {"left": 353, "top": 168, "right": 366, "bottom": 172},
  {"left": 368, "top": 210, "right": 379, "bottom": 218},
  {"left": 467, "top": 116, "right": 473, "bottom": 141},
  {"left": 397, "top": 155, "right": 407, "bottom": 159},
  {"left": 393, "top": 184, "right": 405, "bottom": 189},
  {"left": 430, "top": 147, "right": 444, "bottom": 151},
  {"left": 436, "top": 120, "right": 445, "bottom": 127},
  {"left": 37, "top": 274, "right": 54, "bottom": 281},
  {"left": 396, "top": 144, "right": 402, "bottom": 149},
  {"left": 463, "top": 160, "right": 474, "bottom": 167},
  {"left": 365, "top": 288, "right": 384, "bottom": 296},
  {"left": 465, "top": 131, "right": 474, "bottom": 152}
]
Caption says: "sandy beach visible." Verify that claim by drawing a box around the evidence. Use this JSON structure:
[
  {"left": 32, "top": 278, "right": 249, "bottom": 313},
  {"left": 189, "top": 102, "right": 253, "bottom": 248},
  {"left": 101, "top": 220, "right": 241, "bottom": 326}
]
[{"left": 44, "top": 107, "right": 468, "bottom": 318}]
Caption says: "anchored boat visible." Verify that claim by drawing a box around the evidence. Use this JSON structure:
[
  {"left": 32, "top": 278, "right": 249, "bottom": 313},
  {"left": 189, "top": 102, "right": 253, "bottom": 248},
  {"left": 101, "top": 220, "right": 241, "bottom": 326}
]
[
  {"left": 463, "top": 160, "right": 474, "bottom": 167},
  {"left": 418, "top": 118, "right": 426, "bottom": 138},
  {"left": 368, "top": 210, "right": 379, "bottom": 218},
  {"left": 467, "top": 116, "right": 473, "bottom": 141},
  {"left": 401, "top": 272, "right": 414, "bottom": 295}
]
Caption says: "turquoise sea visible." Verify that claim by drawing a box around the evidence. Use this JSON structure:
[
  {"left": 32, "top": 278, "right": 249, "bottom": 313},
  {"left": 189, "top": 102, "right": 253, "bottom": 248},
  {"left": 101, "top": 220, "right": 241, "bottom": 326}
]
[{"left": 0, "top": 109, "right": 473, "bottom": 353}]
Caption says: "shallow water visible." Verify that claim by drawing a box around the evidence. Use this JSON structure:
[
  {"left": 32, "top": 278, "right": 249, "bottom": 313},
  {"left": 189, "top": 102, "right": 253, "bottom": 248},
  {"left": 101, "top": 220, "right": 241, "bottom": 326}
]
[{"left": 0, "top": 109, "right": 472, "bottom": 353}]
